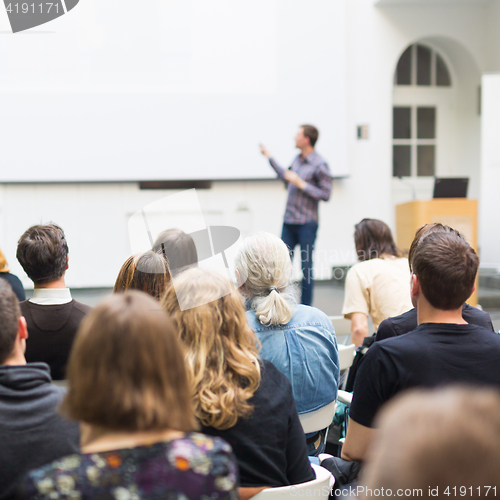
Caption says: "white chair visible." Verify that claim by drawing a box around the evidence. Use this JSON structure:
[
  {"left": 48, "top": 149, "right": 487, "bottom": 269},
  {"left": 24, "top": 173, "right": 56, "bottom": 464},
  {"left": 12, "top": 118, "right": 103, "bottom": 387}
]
[
  {"left": 337, "top": 344, "right": 355, "bottom": 371},
  {"left": 299, "top": 400, "right": 337, "bottom": 434},
  {"left": 336, "top": 390, "right": 353, "bottom": 406},
  {"left": 329, "top": 315, "right": 351, "bottom": 340},
  {"left": 251, "top": 463, "right": 334, "bottom": 500},
  {"left": 51, "top": 380, "right": 68, "bottom": 388}
]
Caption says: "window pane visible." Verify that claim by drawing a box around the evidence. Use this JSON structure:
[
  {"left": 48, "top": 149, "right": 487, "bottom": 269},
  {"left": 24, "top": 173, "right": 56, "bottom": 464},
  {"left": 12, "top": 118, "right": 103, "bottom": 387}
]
[
  {"left": 393, "top": 145, "right": 411, "bottom": 177},
  {"left": 396, "top": 46, "right": 412, "bottom": 85},
  {"left": 393, "top": 107, "right": 412, "bottom": 139},
  {"left": 417, "top": 145, "right": 435, "bottom": 176},
  {"left": 417, "top": 107, "right": 436, "bottom": 139},
  {"left": 417, "top": 45, "right": 431, "bottom": 86},
  {"left": 436, "top": 54, "right": 451, "bottom": 86}
]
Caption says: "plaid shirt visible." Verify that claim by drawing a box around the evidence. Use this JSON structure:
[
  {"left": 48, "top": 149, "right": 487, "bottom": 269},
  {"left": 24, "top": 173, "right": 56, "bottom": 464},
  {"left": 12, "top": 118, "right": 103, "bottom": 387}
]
[{"left": 269, "top": 151, "right": 332, "bottom": 224}]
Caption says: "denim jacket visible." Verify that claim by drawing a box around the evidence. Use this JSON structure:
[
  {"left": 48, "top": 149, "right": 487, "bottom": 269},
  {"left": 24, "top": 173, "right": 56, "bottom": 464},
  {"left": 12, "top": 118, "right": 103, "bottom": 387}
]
[{"left": 246, "top": 304, "right": 339, "bottom": 414}]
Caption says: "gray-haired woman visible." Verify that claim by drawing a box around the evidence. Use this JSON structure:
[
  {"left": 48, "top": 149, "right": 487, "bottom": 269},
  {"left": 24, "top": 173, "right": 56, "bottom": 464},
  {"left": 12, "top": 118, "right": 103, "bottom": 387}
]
[{"left": 235, "top": 232, "right": 339, "bottom": 456}]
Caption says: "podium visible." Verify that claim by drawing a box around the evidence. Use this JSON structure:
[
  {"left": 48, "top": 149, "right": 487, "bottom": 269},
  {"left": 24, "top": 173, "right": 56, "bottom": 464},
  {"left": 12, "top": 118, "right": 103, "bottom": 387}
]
[{"left": 395, "top": 199, "right": 478, "bottom": 306}]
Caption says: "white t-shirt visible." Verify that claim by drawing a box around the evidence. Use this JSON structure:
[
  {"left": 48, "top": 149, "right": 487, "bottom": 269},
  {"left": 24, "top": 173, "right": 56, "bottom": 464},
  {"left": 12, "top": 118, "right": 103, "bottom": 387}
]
[{"left": 342, "top": 256, "right": 413, "bottom": 331}]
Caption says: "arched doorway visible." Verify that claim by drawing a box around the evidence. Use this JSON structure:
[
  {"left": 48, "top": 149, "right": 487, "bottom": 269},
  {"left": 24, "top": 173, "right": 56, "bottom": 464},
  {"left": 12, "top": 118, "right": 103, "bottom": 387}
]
[{"left": 391, "top": 38, "right": 481, "bottom": 204}]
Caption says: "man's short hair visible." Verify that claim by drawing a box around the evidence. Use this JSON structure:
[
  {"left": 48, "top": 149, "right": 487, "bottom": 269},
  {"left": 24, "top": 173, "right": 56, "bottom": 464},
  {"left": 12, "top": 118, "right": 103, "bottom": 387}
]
[
  {"left": 0, "top": 280, "right": 21, "bottom": 364},
  {"left": 300, "top": 124, "right": 319, "bottom": 147},
  {"left": 412, "top": 231, "right": 478, "bottom": 310},
  {"left": 16, "top": 224, "right": 68, "bottom": 286},
  {"left": 408, "top": 223, "right": 461, "bottom": 272}
]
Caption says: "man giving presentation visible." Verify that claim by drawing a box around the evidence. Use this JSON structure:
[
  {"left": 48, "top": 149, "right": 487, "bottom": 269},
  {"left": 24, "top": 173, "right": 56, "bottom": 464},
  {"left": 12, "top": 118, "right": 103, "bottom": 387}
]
[{"left": 260, "top": 124, "right": 332, "bottom": 305}]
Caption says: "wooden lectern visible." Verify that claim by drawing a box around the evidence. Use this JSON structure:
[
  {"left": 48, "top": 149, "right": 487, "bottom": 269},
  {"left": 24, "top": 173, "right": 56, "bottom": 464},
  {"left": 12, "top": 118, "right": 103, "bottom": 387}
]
[{"left": 395, "top": 199, "right": 478, "bottom": 306}]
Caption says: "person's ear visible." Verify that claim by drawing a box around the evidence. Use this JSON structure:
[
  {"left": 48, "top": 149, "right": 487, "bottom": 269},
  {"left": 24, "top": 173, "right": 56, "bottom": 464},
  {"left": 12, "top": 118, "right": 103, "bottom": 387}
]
[
  {"left": 66, "top": 254, "right": 69, "bottom": 271},
  {"left": 235, "top": 269, "right": 247, "bottom": 291},
  {"left": 410, "top": 274, "right": 420, "bottom": 299},
  {"left": 467, "top": 283, "right": 476, "bottom": 299},
  {"left": 18, "top": 316, "right": 28, "bottom": 340}
]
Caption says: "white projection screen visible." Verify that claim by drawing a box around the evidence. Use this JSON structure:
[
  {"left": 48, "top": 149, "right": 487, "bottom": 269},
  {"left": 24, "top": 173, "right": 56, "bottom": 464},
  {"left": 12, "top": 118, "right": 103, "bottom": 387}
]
[{"left": 0, "top": 0, "right": 348, "bottom": 182}]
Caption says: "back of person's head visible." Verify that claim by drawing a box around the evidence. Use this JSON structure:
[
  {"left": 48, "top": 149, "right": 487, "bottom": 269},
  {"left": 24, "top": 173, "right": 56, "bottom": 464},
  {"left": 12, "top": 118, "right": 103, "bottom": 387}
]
[
  {"left": 152, "top": 228, "right": 198, "bottom": 277},
  {"left": 408, "top": 223, "right": 461, "bottom": 272},
  {"left": 0, "top": 246, "right": 9, "bottom": 273},
  {"left": 161, "top": 267, "right": 261, "bottom": 430},
  {"left": 412, "top": 231, "right": 478, "bottom": 310},
  {"left": 354, "top": 219, "right": 402, "bottom": 261},
  {"left": 62, "top": 291, "right": 197, "bottom": 432},
  {"left": 300, "top": 124, "right": 319, "bottom": 147},
  {"left": 114, "top": 250, "right": 172, "bottom": 300},
  {"left": 16, "top": 223, "right": 68, "bottom": 285},
  {"left": 0, "top": 280, "right": 21, "bottom": 364},
  {"left": 234, "top": 232, "right": 298, "bottom": 326},
  {"left": 361, "top": 386, "right": 500, "bottom": 498}
]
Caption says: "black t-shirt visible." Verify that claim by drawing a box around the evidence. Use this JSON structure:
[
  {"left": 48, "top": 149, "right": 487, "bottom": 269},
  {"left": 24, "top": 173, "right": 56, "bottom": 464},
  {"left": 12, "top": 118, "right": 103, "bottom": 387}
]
[
  {"left": 200, "top": 360, "right": 315, "bottom": 488},
  {"left": 350, "top": 323, "right": 500, "bottom": 428},
  {"left": 375, "top": 304, "right": 495, "bottom": 342}
]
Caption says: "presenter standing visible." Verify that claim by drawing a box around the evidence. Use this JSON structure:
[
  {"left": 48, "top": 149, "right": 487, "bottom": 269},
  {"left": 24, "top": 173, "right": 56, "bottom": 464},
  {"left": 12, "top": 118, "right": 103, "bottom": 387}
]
[{"left": 260, "top": 125, "right": 332, "bottom": 306}]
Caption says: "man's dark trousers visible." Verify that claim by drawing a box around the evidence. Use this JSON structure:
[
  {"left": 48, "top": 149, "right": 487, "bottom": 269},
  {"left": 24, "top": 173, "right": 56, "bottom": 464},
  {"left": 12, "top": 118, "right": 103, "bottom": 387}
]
[{"left": 281, "top": 222, "right": 318, "bottom": 306}]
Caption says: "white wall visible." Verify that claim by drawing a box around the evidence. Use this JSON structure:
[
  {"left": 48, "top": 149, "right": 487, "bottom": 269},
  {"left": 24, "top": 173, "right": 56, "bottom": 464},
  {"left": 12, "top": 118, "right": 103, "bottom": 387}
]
[
  {"left": 480, "top": 74, "right": 500, "bottom": 268},
  {"left": 3, "top": 0, "right": 500, "bottom": 288},
  {"left": 0, "top": 0, "right": 349, "bottom": 182}
]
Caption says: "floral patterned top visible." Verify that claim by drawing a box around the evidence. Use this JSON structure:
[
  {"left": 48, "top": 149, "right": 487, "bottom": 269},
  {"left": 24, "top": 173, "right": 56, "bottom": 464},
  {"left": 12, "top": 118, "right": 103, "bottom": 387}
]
[{"left": 19, "top": 432, "right": 239, "bottom": 500}]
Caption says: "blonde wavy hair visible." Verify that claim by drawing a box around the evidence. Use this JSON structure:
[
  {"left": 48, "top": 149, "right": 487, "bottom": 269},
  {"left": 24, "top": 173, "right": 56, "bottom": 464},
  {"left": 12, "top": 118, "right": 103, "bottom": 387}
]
[
  {"left": 161, "top": 268, "right": 261, "bottom": 430},
  {"left": 234, "top": 232, "right": 298, "bottom": 325}
]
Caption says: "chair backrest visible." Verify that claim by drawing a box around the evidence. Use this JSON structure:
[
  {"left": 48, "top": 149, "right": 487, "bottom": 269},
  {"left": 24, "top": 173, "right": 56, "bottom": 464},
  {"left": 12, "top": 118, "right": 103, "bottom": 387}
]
[
  {"left": 298, "top": 401, "right": 337, "bottom": 434},
  {"left": 329, "top": 315, "right": 351, "bottom": 337},
  {"left": 51, "top": 380, "right": 68, "bottom": 388},
  {"left": 252, "top": 463, "right": 334, "bottom": 500},
  {"left": 338, "top": 344, "right": 356, "bottom": 371}
]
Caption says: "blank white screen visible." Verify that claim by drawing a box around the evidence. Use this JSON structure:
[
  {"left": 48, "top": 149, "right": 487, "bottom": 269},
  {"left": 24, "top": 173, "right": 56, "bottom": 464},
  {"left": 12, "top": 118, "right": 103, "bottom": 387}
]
[{"left": 0, "top": 0, "right": 348, "bottom": 181}]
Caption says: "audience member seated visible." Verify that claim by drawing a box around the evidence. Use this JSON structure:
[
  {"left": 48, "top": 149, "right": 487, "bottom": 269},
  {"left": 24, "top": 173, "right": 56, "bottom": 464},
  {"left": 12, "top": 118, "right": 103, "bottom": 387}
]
[
  {"left": 341, "top": 230, "right": 500, "bottom": 463},
  {"left": 376, "top": 223, "right": 494, "bottom": 341},
  {"left": 153, "top": 228, "right": 198, "bottom": 277},
  {"left": 19, "top": 291, "right": 238, "bottom": 500},
  {"left": 16, "top": 224, "right": 91, "bottom": 380},
  {"left": 361, "top": 386, "right": 500, "bottom": 499},
  {"left": 0, "top": 246, "right": 25, "bottom": 301},
  {"left": 0, "top": 280, "right": 79, "bottom": 500},
  {"left": 234, "top": 232, "right": 339, "bottom": 457},
  {"left": 114, "top": 250, "right": 171, "bottom": 300},
  {"left": 342, "top": 219, "right": 412, "bottom": 347},
  {"left": 162, "top": 268, "right": 315, "bottom": 493}
]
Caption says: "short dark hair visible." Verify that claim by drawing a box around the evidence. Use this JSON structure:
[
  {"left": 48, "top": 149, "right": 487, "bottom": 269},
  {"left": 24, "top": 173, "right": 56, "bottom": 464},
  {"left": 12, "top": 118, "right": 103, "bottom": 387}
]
[
  {"left": 412, "top": 232, "right": 478, "bottom": 310},
  {"left": 62, "top": 291, "right": 198, "bottom": 432},
  {"left": 354, "top": 219, "right": 402, "bottom": 261},
  {"left": 16, "top": 224, "right": 68, "bottom": 285},
  {"left": 408, "top": 223, "right": 462, "bottom": 272},
  {"left": 0, "top": 280, "right": 21, "bottom": 364},
  {"left": 152, "top": 228, "right": 198, "bottom": 277},
  {"left": 300, "top": 124, "right": 319, "bottom": 147}
]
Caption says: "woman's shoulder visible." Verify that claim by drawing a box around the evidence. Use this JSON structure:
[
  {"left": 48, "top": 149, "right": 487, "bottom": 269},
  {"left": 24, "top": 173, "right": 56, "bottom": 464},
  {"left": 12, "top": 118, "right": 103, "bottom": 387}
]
[
  {"left": 348, "top": 256, "right": 408, "bottom": 276},
  {"left": 259, "top": 359, "right": 294, "bottom": 395},
  {"left": 182, "top": 432, "right": 234, "bottom": 454},
  {"left": 20, "top": 453, "right": 84, "bottom": 497},
  {"left": 21, "top": 436, "right": 237, "bottom": 498},
  {"left": 292, "top": 304, "right": 332, "bottom": 324}
]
